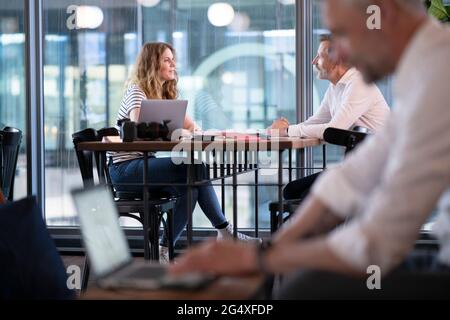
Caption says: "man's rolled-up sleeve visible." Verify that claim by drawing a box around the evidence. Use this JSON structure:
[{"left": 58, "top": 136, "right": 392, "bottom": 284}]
[
  {"left": 323, "top": 90, "right": 450, "bottom": 274},
  {"left": 288, "top": 92, "right": 332, "bottom": 137}
]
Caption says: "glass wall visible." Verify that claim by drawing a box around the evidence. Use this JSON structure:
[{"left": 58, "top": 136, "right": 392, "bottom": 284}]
[
  {"left": 0, "top": 1, "right": 27, "bottom": 200},
  {"left": 43, "top": 0, "right": 296, "bottom": 229},
  {"left": 2, "top": 0, "right": 435, "bottom": 239},
  {"left": 43, "top": 0, "right": 139, "bottom": 225}
]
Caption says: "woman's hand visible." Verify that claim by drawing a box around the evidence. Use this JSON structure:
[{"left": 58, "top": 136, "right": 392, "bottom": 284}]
[
  {"left": 180, "top": 129, "right": 193, "bottom": 139},
  {"left": 184, "top": 115, "right": 201, "bottom": 133},
  {"left": 169, "top": 240, "right": 258, "bottom": 277}
]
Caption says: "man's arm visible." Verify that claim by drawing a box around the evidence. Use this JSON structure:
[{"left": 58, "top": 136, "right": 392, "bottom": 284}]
[
  {"left": 324, "top": 94, "right": 450, "bottom": 274},
  {"left": 278, "top": 88, "right": 331, "bottom": 137},
  {"left": 264, "top": 237, "right": 365, "bottom": 276},
  {"left": 303, "top": 90, "right": 333, "bottom": 125},
  {"left": 170, "top": 231, "right": 365, "bottom": 277},
  {"left": 288, "top": 90, "right": 332, "bottom": 137},
  {"left": 170, "top": 123, "right": 394, "bottom": 278},
  {"left": 291, "top": 83, "right": 379, "bottom": 139}
]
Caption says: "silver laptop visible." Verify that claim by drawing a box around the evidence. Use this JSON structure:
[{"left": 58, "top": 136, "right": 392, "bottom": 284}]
[
  {"left": 138, "top": 99, "right": 188, "bottom": 133},
  {"left": 71, "top": 185, "right": 214, "bottom": 290}
]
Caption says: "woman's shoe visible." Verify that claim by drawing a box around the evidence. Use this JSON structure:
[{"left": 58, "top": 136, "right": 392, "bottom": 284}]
[
  {"left": 217, "top": 224, "right": 262, "bottom": 243},
  {"left": 159, "top": 245, "right": 170, "bottom": 264}
]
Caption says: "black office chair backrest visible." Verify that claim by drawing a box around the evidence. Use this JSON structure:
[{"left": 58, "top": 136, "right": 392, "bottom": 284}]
[
  {"left": 323, "top": 127, "right": 369, "bottom": 155},
  {"left": 97, "top": 127, "right": 119, "bottom": 140},
  {"left": 352, "top": 126, "right": 372, "bottom": 134},
  {"left": 72, "top": 128, "right": 98, "bottom": 187},
  {"left": 73, "top": 127, "right": 142, "bottom": 200},
  {"left": 0, "top": 127, "right": 23, "bottom": 200}
]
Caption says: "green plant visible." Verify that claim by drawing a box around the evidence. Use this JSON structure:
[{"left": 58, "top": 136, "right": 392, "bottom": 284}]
[{"left": 426, "top": 0, "right": 450, "bottom": 22}]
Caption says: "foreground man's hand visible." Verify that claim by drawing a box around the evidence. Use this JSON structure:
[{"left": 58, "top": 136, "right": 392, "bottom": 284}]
[{"left": 169, "top": 240, "right": 259, "bottom": 277}]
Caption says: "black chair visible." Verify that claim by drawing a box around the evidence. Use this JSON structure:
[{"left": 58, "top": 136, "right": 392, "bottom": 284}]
[
  {"left": 268, "top": 126, "right": 370, "bottom": 233},
  {"left": 0, "top": 127, "right": 22, "bottom": 201},
  {"left": 72, "top": 128, "right": 177, "bottom": 291},
  {"left": 323, "top": 126, "right": 369, "bottom": 155},
  {"left": 95, "top": 127, "right": 177, "bottom": 260}
]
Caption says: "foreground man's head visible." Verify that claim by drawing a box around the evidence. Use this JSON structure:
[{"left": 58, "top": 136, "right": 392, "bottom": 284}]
[{"left": 322, "top": 0, "right": 427, "bottom": 83}]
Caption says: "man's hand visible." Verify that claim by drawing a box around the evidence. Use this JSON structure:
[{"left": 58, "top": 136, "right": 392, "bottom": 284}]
[
  {"left": 269, "top": 118, "right": 289, "bottom": 137},
  {"left": 169, "top": 240, "right": 258, "bottom": 277},
  {"left": 271, "top": 117, "right": 289, "bottom": 129}
]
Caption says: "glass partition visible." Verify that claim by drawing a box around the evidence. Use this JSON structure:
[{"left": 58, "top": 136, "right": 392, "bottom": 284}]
[{"left": 0, "top": 1, "right": 27, "bottom": 200}]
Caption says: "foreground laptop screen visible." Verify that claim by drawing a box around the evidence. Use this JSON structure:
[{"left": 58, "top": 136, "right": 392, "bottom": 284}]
[{"left": 72, "top": 186, "right": 131, "bottom": 277}]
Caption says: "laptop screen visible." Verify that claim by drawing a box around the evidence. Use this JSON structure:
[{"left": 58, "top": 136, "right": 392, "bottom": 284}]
[
  {"left": 138, "top": 99, "right": 188, "bottom": 134},
  {"left": 72, "top": 186, "right": 132, "bottom": 277}
]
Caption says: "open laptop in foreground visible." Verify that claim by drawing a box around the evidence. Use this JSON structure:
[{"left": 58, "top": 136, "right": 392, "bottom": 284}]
[{"left": 71, "top": 185, "right": 214, "bottom": 290}]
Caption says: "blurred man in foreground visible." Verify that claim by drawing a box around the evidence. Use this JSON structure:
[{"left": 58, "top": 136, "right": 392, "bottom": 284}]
[{"left": 171, "top": 0, "right": 450, "bottom": 299}]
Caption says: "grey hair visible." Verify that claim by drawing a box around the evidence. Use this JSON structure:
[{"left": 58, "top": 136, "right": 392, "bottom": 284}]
[
  {"left": 318, "top": 33, "right": 347, "bottom": 65},
  {"left": 319, "top": 33, "right": 333, "bottom": 55}
]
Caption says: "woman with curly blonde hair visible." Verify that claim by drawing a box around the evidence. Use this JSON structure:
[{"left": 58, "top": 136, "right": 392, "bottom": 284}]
[{"left": 109, "top": 42, "right": 259, "bottom": 263}]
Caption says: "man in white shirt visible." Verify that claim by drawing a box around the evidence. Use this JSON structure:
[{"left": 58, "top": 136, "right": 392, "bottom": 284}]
[
  {"left": 171, "top": 0, "right": 450, "bottom": 299},
  {"left": 270, "top": 35, "right": 390, "bottom": 139},
  {"left": 275, "top": 34, "right": 389, "bottom": 201}
]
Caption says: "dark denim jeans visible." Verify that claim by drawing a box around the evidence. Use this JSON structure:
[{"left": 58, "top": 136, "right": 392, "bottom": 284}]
[
  {"left": 109, "top": 157, "right": 227, "bottom": 246},
  {"left": 283, "top": 172, "right": 321, "bottom": 200}
]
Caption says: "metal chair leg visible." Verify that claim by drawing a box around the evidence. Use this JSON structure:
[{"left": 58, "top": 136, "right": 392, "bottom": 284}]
[
  {"left": 81, "top": 257, "right": 90, "bottom": 293},
  {"left": 270, "top": 209, "right": 278, "bottom": 234},
  {"left": 159, "top": 207, "right": 175, "bottom": 261},
  {"left": 277, "top": 211, "right": 284, "bottom": 231},
  {"left": 150, "top": 205, "right": 161, "bottom": 260},
  {"left": 167, "top": 208, "right": 175, "bottom": 260}
]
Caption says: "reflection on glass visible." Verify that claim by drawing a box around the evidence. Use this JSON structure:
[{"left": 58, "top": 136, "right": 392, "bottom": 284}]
[
  {"left": 44, "top": 1, "right": 139, "bottom": 225},
  {"left": 0, "top": 1, "right": 27, "bottom": 200}
]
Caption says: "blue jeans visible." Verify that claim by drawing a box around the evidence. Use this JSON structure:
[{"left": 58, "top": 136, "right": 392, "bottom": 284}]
[{"left": 108, "top": 157, "right": 227, "bottom": 246}]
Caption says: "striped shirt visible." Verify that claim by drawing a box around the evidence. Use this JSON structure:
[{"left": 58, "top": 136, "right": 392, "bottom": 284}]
[{"left": 109, "top": 84, "right": 154, "bottom": 164}]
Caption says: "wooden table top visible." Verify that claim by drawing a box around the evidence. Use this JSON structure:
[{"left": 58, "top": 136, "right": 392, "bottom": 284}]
[
  {"left": 82, "top": 274, "right": 264, "bottom": 300},
  {"left": 77, "top": 137, "right": 321, "bottom": 152}
]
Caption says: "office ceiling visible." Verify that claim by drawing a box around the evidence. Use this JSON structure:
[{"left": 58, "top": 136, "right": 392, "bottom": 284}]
[{"left": 1, "top": 0, "right": 283, "bottom": 11}]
